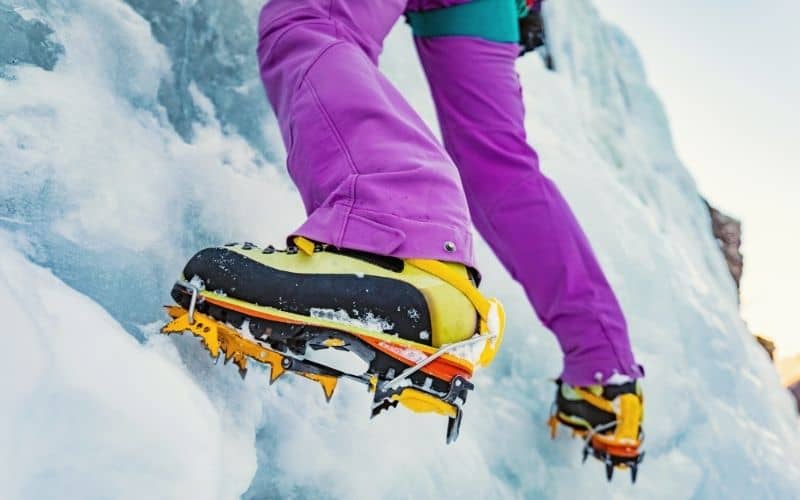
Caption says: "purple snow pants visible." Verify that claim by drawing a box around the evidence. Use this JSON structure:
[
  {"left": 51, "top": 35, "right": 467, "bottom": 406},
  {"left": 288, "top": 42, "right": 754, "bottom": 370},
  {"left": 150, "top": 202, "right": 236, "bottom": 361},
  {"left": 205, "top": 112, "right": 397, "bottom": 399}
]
[{"left": 256, "top": 0, "right": 643, "bottom": 386}]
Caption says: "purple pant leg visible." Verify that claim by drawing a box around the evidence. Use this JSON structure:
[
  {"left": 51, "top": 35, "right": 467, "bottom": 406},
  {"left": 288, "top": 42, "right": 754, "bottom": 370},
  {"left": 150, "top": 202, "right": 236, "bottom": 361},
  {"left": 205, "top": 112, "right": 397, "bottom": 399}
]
[
  {"left": 257, "top": 0, "right": 475, "bottom": 266},
  {"left": 415, "top": 36, "right": 643, "bottom": 385}
]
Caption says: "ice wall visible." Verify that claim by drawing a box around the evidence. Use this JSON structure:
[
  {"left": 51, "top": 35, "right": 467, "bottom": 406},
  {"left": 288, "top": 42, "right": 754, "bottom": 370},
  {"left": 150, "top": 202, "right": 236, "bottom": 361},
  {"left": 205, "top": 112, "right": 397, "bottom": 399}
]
[
  {"left": 0, "top": 229, "right": 257, "bottom": 499},
  {"left": 0, "top": 4, "right": 63, "bottom": 77},
  {"left": 1, "top": 0, "right": 798, "bottom": 499}
]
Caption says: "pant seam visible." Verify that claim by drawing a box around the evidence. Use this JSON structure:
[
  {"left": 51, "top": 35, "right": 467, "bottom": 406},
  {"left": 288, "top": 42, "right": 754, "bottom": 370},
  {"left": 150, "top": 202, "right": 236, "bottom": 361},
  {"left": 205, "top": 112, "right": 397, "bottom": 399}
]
[
  {"left": 349, "top": 204, "right": 459, "bottom": 230},
  {"left": 304, "top": 58, "right": 359, "bottom": 177},
  {"left": 260, "top": 20, "right": 333, "bottom": 73},
  {"left": 304, "top": 75, "right": 360, "bottom": 246},
  {"left": 296, "top": 38, "right": 346, "bottom": 93},
  {"left": 338, "top": 175, "right": 358, "bottom": 246}
]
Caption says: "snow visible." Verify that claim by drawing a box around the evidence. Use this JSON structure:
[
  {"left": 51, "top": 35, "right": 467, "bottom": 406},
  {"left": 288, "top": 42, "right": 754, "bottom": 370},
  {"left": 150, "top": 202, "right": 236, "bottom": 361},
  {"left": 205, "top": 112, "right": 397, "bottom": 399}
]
[
  {"left": 1, "top": 0, "right": 800, "bottom": 499},
  {"left": 449, "top": 335, "right": 492, "bottom": 364},
  {"left": 0, "top": 230, "right": 256, "bottom": 500},
  {"left": 309, "top": 307, "right": 394, "bottom": 333},
  {"left": 377, "top": 341, "right": 428, "bottom": 365},
  {"left": 605, "top": 373, "right": 634, "bottom": 386}
]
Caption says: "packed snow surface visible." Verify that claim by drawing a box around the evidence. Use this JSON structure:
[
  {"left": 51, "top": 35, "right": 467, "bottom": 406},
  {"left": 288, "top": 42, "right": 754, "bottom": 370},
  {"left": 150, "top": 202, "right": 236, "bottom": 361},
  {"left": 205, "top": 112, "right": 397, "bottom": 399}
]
[{"left": 2, "top": 0, "right": 799, "bottom": 499}]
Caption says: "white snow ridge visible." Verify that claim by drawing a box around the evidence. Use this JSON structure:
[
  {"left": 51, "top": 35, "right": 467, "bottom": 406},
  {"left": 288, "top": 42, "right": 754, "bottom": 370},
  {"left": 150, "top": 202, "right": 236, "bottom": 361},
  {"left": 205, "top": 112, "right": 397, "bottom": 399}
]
[{"left": 2, "top": 1, "right": 799, "bottom": 499}]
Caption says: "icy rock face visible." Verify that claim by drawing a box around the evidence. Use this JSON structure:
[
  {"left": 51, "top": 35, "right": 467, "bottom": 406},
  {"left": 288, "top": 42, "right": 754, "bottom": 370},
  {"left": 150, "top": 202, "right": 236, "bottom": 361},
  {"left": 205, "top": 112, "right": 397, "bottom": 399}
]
[
  {"left": 122, "top": 0, "right": 271, "bottom": 156},
  {"left": 1, "top": 0, "right": 800, "bottom": 499},
  {"left": 0, "top": 4, "right": 64, "bottom": 78},
  {"left": 0, "top": 0, "right": 298, "bottom": 341}
]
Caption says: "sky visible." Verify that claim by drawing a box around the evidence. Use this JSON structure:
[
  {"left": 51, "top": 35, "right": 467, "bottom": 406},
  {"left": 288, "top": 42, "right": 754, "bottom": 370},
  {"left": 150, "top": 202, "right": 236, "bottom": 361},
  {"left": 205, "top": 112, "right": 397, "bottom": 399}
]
[{"left": 592, "top": 1, "right": 800, "bottom": 356}]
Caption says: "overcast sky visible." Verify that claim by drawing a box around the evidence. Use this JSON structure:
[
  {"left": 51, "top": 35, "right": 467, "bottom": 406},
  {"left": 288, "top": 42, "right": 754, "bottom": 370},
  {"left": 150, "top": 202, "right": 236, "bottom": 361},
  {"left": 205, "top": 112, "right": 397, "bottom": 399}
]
[{"left": 592, "top": 1, "right": 800, "bottom": 356}]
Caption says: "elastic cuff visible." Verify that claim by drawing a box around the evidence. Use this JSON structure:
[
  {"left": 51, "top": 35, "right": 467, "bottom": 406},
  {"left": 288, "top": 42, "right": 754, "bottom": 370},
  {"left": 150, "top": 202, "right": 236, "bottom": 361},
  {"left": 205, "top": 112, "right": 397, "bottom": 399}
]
[
  {"left": 293, "top": 203, "right": 476, "bottom": 268},
  {"left": 560, "top": 360, "right": 645, "bottom": 387}
]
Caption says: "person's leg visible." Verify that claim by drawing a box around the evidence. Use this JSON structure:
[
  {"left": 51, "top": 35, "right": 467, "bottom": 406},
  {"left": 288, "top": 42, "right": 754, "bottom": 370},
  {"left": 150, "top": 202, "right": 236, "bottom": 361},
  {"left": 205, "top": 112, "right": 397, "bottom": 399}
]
[
  {"left": 411, "top": 5, "right": 643, "bottom": 386},
  {"left": 257, "top": 0, "right": 475, "bottom": 266}
]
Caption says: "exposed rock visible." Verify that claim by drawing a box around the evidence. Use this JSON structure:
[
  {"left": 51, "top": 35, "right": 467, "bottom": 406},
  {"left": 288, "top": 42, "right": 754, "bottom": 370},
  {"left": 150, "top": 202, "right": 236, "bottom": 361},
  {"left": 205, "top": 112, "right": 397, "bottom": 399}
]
[
  {"left": 755, "top": 334, "right": 776, "bottom": 360},
  {"left": 789, "top": 381, "right": 800, "bottom": 413},
  {"left": 775, "top": 355, "right": 800, "bottom": 413},
  {"left": 704, "top": 199, "right": 744, "bottom": 290}
]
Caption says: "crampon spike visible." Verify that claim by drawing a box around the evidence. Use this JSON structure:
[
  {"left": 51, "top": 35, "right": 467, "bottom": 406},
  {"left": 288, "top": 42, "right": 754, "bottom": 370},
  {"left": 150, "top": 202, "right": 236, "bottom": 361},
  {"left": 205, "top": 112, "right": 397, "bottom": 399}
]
[
  {"left": 166, "top": 307, "right": 294, "bottom": 388},
  {"left": 631, "top": 462, "right": 638, "bottom": 484},
  {"left": 203, "top": 338, "right": 219, "bottom": 357},
  {"left": 302, "top": 374, "right": 338, "bottom": 402},
  {"left": 161, "top": 286, "right": 483, "bottom": 446},
  {"left": 268, "top": 362, "right": 285, "bottom": 384},
  {"left": 224, "top": 349, "right": 235, "bottom": 365},
  {"left": 547, "top": 415, "right": 559, "bottom": 439},
  {"left": 605, "top": 460, "right": 614, "bottom": 482},
  {"left": 370, "top": 399, "right": 399, "bottom": 419},
  {"left": 233, "top": 354, "right": 247, "bottom": 373},
  {"left": 582, "top": 445, "right": 589, "bottom": 464},
  {"left": 163, "top": 305, "right": 187, "bottom": 321},
  {"left": 319, "top": 377, "right": 338, "bottom": 402},
  {"left": 446, "top": 410, "right": 463, "bottom": 444}
]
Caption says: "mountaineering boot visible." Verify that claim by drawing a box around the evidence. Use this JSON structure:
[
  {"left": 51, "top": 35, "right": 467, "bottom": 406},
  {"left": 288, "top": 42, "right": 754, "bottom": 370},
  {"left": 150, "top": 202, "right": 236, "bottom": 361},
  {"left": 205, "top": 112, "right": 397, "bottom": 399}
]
[
  {"left": 162, "top": 238, "right": 505, "bottom": 443},
  {"left": 549, "top": 379, "right": 644, "bottom": 482},
  {"left": 172, "top": 238, "right": 485, "bottom": 347}
]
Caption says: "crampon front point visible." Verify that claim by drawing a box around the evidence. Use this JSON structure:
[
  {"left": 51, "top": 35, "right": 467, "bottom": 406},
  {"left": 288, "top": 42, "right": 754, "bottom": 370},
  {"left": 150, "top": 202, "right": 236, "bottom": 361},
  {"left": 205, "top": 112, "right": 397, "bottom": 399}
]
[{"left": 160, "top": 240, "right": 505, "bottom": 443}]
